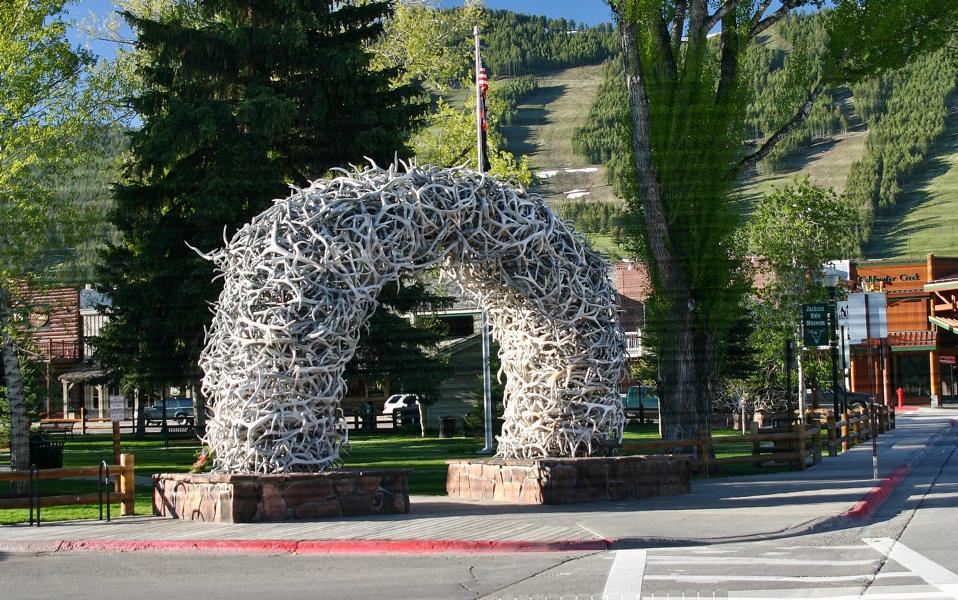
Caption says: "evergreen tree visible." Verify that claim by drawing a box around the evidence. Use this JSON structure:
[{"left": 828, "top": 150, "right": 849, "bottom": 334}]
[{"left": 96, "top": 0, "right": 427, "bottom": 427}]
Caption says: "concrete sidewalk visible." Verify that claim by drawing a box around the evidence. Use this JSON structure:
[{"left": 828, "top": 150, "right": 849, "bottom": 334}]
[{"left": 1, "top": 409, "right": 955, "bottom": 554}]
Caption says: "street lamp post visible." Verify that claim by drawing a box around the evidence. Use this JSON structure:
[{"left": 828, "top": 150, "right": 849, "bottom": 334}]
[{"left": 825, "top": 274, "right": 840, "bottom": 420}]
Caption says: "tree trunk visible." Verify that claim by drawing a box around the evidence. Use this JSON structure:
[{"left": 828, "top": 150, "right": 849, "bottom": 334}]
[
  {"left": 135, "top": 388, "right": 146, "bottom": 438},
  {"left": 1, "top": 288, "right": 31, "bottom": 495},
  {"left": 620, "top": 22, "right": 713, "bottom": 451},
  {"left": 191, "top": 382, "right": 207, "bottom": 437},
  {"left": 418, "top": 402, "right": 428, "bottom": 438}
]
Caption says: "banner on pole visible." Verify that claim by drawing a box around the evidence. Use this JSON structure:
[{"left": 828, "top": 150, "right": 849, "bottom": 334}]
[
  {"left": 802, "top": 303, "right": 830, "bottom": 347},
  {"left": 847, "top": 292, "right": 888, "bottom": 341}
]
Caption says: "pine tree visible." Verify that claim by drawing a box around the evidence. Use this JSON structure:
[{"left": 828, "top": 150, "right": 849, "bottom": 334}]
[{"left": 96, "top": 0, "right": 428, "bottom": 427}]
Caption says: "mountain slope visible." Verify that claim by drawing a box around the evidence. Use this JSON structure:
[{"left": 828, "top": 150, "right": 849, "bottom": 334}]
[
  {"left": 499, "top": 64, "right": 617, "bottom": 205},
  {"left": 865, "top": 96, "right": 958, "bottom": 258}
]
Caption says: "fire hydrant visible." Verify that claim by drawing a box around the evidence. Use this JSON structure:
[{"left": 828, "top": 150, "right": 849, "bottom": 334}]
[{"left": 896, "top": 386, "right": 905, "bottom": 408}]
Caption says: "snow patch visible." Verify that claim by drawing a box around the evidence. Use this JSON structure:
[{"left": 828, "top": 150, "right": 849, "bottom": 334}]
[
  {"left": 565, "top": 190, "right": 591, "bottom": 199},
  {"left": 537, "top": 170, "right": 559, "bottom": 179}
]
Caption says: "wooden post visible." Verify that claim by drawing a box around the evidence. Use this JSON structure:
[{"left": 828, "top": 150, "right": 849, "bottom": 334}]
[
  {"left": 852, "top": 409, "right": 861, "bottom": 445},
  {"left": 112, "top": 420, "right": 122, "bottom": 466},
  {"left": 841, "top": 410, "right": 849, "bottom": 452},
  {"left": 80, "top": 405, "right": 86, "bottom": 435},
  {"left": 750, "top": 421, "right": 760, "bottom": 467},
  {"left": 795, "top": 422, "right": 807, "bottom": 471},
  {"left": 699, "top": 429, "right": 710, "bottom": 478},
  {"left": 119, "top": 453, "right": 135, "bottom": 516},
  {"left": 826, "top": 414, "right": 837, "bottom": 457}
]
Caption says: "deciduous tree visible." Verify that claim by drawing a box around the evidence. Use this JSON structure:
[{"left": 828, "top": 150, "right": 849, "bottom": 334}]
[
  {"left": 1, "top": 0, "right": 100, "bottom": 485},
  {"left": 609, "top": 0, "right": 958, "bottom": 442}
]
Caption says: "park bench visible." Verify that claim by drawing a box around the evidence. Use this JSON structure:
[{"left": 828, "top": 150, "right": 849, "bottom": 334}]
[
  {"left": 163, "top": 424, "right": 199, "bottom": 449},
  {"left": 37, "top": 420, "right": 76, "bottom": 438}
]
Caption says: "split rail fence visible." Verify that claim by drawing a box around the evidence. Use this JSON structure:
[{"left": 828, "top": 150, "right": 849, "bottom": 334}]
[
  {"left": 620, "top": 403, "right": 895, "bottom": 475},
  {"left": 0, "top": 453, "right": 135, "bottom": 520}
]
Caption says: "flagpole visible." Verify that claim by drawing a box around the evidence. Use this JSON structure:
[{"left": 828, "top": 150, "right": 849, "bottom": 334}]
[
  {"left": 474, "top": 24, "right": 494, "bottom": 455},
  {"left": 473, "top": 25, "right": 484, "bottom": 172}
]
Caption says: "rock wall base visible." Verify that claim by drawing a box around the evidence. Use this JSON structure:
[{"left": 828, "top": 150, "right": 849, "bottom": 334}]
[
  {"left": 153, "top": 470, "right": 410, "bottom": 523},
  {"left": 446, "top": 456, "right": 691, "bottom": 504}
]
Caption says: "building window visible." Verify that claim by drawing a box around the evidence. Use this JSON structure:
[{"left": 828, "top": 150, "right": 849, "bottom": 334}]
[
  {"left": 897, "top": 354, "right": 930, "bottom": 396},
  {"left": 441, "top": 315, "right": 476, "bottom": 337}
]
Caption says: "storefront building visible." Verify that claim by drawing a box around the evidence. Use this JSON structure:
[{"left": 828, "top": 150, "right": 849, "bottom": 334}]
[{"left": 848, "top": 254, "right": 958, "bottom": 406}]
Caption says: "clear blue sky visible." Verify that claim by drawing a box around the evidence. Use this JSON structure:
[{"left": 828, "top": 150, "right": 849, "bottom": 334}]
[
  {"left": 440, "top": 1, "right": 614, "bottom": 26},
  {"left": 67, "top": 1, "right": 616, "bottom": 61}
]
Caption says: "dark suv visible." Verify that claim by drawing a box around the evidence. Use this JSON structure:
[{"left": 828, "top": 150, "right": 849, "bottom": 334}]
[
  {"left": 143, "top": 397, "right": 195, "bottom": 425},
  {"left": 820, "top": 386, "right": 874, "bottom": 410}
]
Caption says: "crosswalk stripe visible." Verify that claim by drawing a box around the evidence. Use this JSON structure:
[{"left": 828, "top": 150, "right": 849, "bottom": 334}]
[
  {"left": 864, "top": 538, "right": 958, "bottom": 599},
  {"left": 603, "top": 548, "right": 647, "bottom": 600},
  {"left": 644, "top": 572, "right": 915, "bottom": 583},
  {"left": 647, "top": 556, "right": 878, "bottom": 565},
  {"left": 728, "top": 590, "right": 952, "bottom": 600}
]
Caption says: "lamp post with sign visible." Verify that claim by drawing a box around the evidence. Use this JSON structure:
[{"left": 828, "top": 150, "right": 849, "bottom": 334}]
[{"left": 825, "top": 274, "right": 841, "bottom": 418}]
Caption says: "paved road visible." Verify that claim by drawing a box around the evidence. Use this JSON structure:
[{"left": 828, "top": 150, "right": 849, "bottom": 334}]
[{"left": 2, "top": 411, "right": 956, "bottom": 600}]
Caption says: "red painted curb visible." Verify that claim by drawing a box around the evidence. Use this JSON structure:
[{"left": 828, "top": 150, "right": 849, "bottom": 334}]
[
  {"left": 6, "top": 538, "right": 611, "bottom": 555},
  {"left": 294, "top": 538, "right": 611, "bottom": 554},
  {"left": 57, "top": 539, "right": 300, "bottom": 554},
  {"left": 844, "top": 464, "right": 911, "bottom": 520}
]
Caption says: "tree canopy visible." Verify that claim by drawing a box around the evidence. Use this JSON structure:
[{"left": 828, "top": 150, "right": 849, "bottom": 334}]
[
  {"left": 608, "top": 0, "right": 958, "bottom": 441},
  {"left": 95, "top": 0, "right": 427, "bottom": 397}
]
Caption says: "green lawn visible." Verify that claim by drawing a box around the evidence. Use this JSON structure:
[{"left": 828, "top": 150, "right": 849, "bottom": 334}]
[
  {"left": 2, "top": 426, "right": 800, "bottom": 524},
  {"left": 1, "top": 435, "right": 201, "bottom": 525}
]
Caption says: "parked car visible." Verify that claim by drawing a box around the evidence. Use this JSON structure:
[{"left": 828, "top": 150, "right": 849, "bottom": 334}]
[
  {"left": 143, "top": 397, "right": 195, "bottom": 425},
  {"left": 820, "top": 386, "right": 874, "bottom": 410},
  {"left": 624, "top": 385, "right": 659, "bottom": 421},
  {"left": 382, "top": 394, "right": 419, "bottom": 415}
]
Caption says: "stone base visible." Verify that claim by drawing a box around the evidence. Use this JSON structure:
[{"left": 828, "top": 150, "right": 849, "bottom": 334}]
[
  {"left": 446, "top": 456, "right": 691, "bottom": 504},
  {"left": 153, "top": 470, "right": 410, "bottom": 523}
]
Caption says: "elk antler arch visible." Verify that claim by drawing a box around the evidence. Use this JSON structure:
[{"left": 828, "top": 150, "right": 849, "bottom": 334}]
[{"left": 199, "top": 164, "right": 626, "bottom": 474}]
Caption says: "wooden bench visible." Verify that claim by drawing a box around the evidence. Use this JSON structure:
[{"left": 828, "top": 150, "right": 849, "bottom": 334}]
[
  {"left": 163, "top": 424, "right": 199, "bottom": 449},
  {"left": 38, "top": 420, "right": 76, "bottom": 438}
]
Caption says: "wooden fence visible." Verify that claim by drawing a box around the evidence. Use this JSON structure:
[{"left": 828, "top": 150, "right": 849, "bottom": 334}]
[
  {"left": 0, "top": 453, "right": 135, "bottom": 516},
  {"left": 619, "top": 403, "right": 896, "bottom": 475}
]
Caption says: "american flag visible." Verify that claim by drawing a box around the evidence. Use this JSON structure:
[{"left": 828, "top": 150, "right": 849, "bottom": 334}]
[{"left": 478, "top": 65, "right": 490, "bottom": 170}]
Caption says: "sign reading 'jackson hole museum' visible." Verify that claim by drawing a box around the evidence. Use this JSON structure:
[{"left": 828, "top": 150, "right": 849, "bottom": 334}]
[{"left": 802, "top": 303, "right": 830, "bottom": 347}]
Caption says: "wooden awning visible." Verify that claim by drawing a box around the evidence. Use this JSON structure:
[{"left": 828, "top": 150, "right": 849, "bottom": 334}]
[
  {"left": 930, "top": 316, "right": 958, "bottom": 336},
  {"left": 58, "top": 362, "right": 111, "bottom": 384},
  {"left": 888, "top": 329, "right": 937, "bottom": 352}
]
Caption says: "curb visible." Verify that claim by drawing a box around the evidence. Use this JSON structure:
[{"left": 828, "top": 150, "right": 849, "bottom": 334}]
[
  {"left": 841, "top": 416, "right": 957, "bottom": 520},
  {"left": 843, "top": 464, "right": 911, "bottom": 520},
  {"left": 1, "top": 537, "right": 613, "bottom": 556}
]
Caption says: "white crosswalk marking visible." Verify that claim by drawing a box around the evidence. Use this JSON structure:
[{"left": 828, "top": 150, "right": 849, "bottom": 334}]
[
  {"left": 602, "top": 548, "right": 647, "bottom": 600},
  {"left": 602, "top": 538, "right": 958, "bottom": 600},
  {"left": 864, "top": 538, "right": 958, "bottom": 599}
]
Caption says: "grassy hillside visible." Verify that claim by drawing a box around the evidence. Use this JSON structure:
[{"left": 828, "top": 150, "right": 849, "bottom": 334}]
[
  {"left": 865, "top": 97, "right": 958, "bottom": 259},
  {"left": 736, "top": 129, "right": 868, "bottom": 206},
  {"left": 498, "top": 64, "right": 619, "bottom": 205}
]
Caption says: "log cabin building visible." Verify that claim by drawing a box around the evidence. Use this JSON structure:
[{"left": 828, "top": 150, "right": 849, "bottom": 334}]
[
  {"left": 848, "top": 255, "right": 958, "bottom": 406},
  {"left": 15, "top": 285, "right": 128, "bottom": 419}
]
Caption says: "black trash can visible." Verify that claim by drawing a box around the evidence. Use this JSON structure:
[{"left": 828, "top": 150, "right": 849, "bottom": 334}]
[
  {"left": 439, "top": 416, "right": 456, "bottom": 438},
  {"left": 29, "top": 435, "right": 64, "bottom": 469}
]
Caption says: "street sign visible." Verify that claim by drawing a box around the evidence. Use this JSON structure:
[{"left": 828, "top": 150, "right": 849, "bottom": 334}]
[
  {"left": 802, "top": 303, "right": 830, "bottom": 347},
  {"left": 109, "top": 395, "right": 125, "bottom": 422}
]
